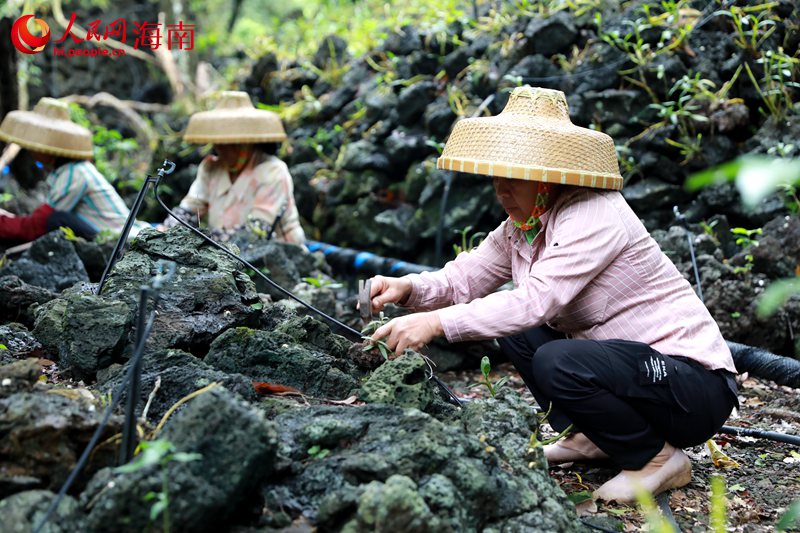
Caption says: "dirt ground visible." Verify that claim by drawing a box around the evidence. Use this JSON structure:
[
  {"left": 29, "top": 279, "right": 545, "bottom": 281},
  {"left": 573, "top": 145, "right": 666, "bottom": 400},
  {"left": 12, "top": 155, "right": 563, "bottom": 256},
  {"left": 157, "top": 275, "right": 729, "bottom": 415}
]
[{"left": 440, "top": 363, "right": 800, "bottom": 532}]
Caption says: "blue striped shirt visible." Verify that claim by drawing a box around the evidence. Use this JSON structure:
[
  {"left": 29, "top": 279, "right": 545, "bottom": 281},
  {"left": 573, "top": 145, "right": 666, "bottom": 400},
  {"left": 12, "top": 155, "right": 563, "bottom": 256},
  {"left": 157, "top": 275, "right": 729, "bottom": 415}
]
[{"left": 45, "top": 161, "right": 145, "bottom": 236}]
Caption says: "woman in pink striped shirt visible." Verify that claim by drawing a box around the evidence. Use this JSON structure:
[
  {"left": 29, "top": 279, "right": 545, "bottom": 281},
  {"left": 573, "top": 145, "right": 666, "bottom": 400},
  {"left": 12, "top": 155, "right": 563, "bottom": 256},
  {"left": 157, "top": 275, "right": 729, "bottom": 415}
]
[{"left": 367, "top": 87, "right": 738, "bottom": 504}]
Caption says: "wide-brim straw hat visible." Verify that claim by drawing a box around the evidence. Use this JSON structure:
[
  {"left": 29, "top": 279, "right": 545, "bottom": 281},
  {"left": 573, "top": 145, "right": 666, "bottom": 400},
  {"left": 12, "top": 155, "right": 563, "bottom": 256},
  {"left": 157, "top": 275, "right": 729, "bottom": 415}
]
[
  {"left": 184, "top": 91, "right": 286, "bottom": 144},
  {"left": 0, "top": 97, "right": 93, "bottom": 159},
  {"left": 437, "top": 86, "right": 623, "bottom": 190}
]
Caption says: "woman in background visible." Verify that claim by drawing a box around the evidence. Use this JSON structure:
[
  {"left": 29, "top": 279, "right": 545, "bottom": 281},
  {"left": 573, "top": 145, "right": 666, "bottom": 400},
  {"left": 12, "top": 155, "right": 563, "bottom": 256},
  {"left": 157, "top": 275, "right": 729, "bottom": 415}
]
[
  {"left": 0, "top": 97, "right": 144, "bottom": 243},
  {"left": 163, "top": 91, "right": 305, "bottom": 244}
]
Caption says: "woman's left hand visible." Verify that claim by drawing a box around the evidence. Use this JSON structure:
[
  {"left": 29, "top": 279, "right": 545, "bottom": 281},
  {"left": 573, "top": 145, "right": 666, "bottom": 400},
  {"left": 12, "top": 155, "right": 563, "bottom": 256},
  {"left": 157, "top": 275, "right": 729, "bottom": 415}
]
[{"left": 371, "top": 312, "right": 443, "bottom": 357}]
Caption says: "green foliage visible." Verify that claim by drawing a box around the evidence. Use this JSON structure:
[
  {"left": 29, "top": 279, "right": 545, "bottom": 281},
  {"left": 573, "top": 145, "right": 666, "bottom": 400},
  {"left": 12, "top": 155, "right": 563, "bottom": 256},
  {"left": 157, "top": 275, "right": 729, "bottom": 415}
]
[
  {"left": 59, "top": 226, "right": 78, "bottom": 242},
  {"left": 307, "top": 444, "right": 331, "bottom": 459},
  {"left": 468, "top": 356, "right": 509, "bottom": 398},
  {"left": 452, "top": 226, "right": 486, "bottom": 256},
  {"left": 709, "top": 474, "right": 727, "bottom": 532},
  {"left": 634, "top": 487, "right": 676, "bottom": 532},
  {"left": 757, "top": 278, "right": 800, "bottom": 318},
  {"left": 685, "top": 156, "right": 800, "bottom": 209},
  {"left": 0, "top": 193, "right": 13, "bottom": 204},
  {"left": 777, "top": 501, "right": 800, "bottom": 531},
  {"left": 115, "top": 439, "right": 202, "bottom": 533},
  {"left": 68, "top": 104, "right": 140, "bottom": 186},
  {"left": 361, "top": 312, "right": 392, "bottom": 361},
  {"left": 302, "top": 276, "right": 343, "bottom": 289}
]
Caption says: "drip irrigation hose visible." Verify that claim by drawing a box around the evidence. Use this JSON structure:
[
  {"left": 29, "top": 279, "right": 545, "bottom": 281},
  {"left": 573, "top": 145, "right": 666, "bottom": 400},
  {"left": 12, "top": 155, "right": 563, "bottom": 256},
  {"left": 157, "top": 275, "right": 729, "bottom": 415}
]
[
  {"left": 305, "top": 240, "right": 432, "bottom": 278},
  {"left": 33, "top": 269, "right": 167, "bottom": 533},
  {"left": 119, "top": 261, "right": 176, "bottom": 464},
  {"left": 96, "top": 161, "right": 176, "bottom": 295},
  {"left": 266, "top": 201, "right": 287, "bottom": 241},
  {"left": 675, "top": 209, "right": 800, "bottom": 446},
  {"left": 674, "top": 206, "right": 704, "bottom": 302},
  {"left": 153, "top": 167, "right": 463, "bottom": 407},
  {"left": 719, "top": 425, "right": 800, "bottom": 446},
  {"left": 727, "top": 341, "right": 800, "bottom": 389}
]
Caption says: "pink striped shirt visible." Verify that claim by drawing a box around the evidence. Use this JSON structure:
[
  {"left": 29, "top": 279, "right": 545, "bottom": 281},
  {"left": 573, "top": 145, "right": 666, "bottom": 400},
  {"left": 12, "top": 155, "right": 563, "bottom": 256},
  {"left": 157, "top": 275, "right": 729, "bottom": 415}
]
[{"left": 404, "top": 187, "right": 736, "bottom": 373}]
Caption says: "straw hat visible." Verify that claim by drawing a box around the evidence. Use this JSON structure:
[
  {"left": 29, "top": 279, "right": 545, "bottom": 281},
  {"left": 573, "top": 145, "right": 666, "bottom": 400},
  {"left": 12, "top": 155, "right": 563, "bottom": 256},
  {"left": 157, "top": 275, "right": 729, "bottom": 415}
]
[
  {"left": 0, "top": 98, "right": 93, "bottom": 159},
  {"left": 437, "top": 86, "right": 623, "bottom": 190},
  {"left": 184, "top": 91, "right": 286, "bottom": 144}
]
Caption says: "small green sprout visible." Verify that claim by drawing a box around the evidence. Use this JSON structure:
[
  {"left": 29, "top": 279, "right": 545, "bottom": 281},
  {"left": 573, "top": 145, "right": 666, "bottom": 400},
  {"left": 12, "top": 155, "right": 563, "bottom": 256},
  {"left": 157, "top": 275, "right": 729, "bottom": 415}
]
[{"left": 468, "top": 356, "right": 509, "bottom": 398}]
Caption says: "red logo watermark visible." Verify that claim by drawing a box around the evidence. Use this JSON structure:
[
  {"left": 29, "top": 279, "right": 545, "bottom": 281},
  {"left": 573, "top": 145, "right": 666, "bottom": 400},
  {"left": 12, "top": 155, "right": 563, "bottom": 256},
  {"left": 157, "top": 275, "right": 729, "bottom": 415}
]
[
  {"left": 10, "top": 15, "right": 50, "bottom": 54},
  {"left": 9, "top": 13, "right": 195, "bottom": 58}
]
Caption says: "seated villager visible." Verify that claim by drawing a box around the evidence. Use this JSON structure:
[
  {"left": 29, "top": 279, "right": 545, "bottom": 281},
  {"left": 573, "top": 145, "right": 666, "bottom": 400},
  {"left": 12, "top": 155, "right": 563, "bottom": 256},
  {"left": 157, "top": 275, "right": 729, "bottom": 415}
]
[
  {"left": 162, "top": 91, "right": 305, "bottom": 244},
  {"left": 0, "top": 97, "right": 146, "bottom": 243},
  {"left": 364, "top": 86, "right": 738, "bottom": 504}
]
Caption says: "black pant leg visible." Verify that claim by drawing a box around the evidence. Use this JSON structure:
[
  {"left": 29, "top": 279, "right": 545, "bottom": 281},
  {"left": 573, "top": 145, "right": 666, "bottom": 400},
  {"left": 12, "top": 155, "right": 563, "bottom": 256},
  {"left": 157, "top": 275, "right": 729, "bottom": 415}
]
[
  {"left": 46, "top": 211, "right": 98, "bottom": 240},
  {"left": 496, "top": 326, "right": 573, "bottom": 431},
  {"left": 530, "top": 338, "right": 737, "bottom": 469}
]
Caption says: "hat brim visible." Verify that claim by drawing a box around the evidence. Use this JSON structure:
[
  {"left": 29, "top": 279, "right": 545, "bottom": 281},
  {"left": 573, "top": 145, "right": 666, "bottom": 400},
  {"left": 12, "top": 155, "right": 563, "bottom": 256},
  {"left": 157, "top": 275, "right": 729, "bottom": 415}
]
[
  {"left": 0, "top": 130, "right": 93, "bottom": 159},
  {"left": 437, "top": 156, "right": 623, "bottom": 190}
]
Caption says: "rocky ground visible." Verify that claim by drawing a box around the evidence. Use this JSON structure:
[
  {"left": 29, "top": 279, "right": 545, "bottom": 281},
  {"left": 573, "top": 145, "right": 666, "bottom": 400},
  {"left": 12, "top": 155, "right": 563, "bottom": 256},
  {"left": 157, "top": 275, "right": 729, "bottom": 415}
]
[{"left": 443, "top": 363, "right": 800, "bottom": 532}]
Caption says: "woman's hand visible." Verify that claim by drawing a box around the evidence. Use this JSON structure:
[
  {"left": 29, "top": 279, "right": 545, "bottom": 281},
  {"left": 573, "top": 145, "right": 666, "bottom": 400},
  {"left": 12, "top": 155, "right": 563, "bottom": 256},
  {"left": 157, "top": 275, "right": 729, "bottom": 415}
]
[
  {"left": 371, "top": 311, "right": 443, "bottom": 356},
  {"left": 367, "top": 275, "right": 412, "bottom": 314}
]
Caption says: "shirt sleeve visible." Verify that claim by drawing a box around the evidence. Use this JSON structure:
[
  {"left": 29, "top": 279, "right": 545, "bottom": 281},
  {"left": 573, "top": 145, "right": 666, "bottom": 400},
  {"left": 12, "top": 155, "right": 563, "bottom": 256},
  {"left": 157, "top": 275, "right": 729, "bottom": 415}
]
[
  {"left": 178, "top": 157, "right": 212, "bottom": 216},
  {"left": 46, "top": 164, "right": 88, "bottom": 211},
  {"left": 0, "top": 203, "right": 54, "bottom": 241},
  {"left": 437, "top": 193, "right": 630, "bottom": 342},
  {"left": 403, "top": 222, "right": 512, "bottom": 311}
]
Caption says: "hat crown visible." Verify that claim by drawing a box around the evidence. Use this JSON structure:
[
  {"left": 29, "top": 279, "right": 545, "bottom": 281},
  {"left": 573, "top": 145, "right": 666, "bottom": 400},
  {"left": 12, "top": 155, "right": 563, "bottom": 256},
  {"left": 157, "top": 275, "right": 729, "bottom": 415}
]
[
  {"left": 505, "top": 86, "right": 570, "bottom": 121},
  {"left": 215, "top": 91, "right": 254, "bottom": 111},
  {"left": 0, "top": 97, "right": 93, "bottom": 159},
  {"left": 436, "top": 85, "right": 623, "bottom": 190},
  {"left": 33, "top": 97, "right": 71, "bottom": 122}
]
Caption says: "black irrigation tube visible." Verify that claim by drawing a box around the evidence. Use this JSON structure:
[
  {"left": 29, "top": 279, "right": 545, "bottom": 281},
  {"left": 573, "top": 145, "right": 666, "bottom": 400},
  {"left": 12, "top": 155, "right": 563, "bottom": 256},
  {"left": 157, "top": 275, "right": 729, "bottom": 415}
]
[
  {"left": 33, "top": 274, "right": 166, "bottom": 533},
  {"left": 152, "top": 165, "right": 463, "bottom": 408}
]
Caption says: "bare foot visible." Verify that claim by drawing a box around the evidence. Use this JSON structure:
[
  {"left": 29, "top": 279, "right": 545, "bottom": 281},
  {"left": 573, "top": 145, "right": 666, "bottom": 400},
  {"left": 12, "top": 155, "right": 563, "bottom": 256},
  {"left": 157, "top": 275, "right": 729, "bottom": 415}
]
[
  {"left": 593, "top": 442, "right": 692, "bottom": 504},
  {"left": 543, "top": 432, "right": 609, "bottom": 465}
]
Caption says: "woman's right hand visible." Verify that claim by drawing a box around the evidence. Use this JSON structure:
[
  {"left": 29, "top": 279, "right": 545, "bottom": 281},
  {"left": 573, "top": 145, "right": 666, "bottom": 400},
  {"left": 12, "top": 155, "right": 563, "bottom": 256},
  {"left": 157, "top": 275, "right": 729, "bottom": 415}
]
[{"left": 368, "top": 275, "right": 412, "bottom": 313}]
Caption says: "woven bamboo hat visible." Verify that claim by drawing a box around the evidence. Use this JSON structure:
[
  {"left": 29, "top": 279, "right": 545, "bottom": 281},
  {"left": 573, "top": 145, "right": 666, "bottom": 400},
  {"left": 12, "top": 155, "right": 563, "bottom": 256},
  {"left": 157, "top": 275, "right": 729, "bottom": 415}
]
[
  {"left": 437, "top": 86, "right": 623, "bottom": 190},
  {"left": 184, "top": 91, "right": 286, "bottom": 144},
  {"left": 0, "top": 98, "right": 93, "bottom": 159}
]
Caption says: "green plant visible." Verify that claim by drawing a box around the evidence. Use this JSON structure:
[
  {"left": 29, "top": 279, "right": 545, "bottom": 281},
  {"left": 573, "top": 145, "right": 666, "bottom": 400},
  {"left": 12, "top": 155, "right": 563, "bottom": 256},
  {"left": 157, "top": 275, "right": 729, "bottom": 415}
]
[
  {"left": 528, "top": 402, "right": 573, "bottom": 450},
  {"left": 302, "top": 276, "right": 343, "bottom": 289},
  {"left": 777, "top": 500, "right": 800, "bottom": 531},
  {"left": 745, "top": 47, "right": 800, "bottom": 120},
  {"left": 453, "top": 225, "right": 486, "bottom": 256},
  {"left": 469, "top": 356, "right": 509, "bottom": 398},
  {"left": 68, "top": 103, "right": 140, "bottom": 186},
  {"left": 361, "top": 312, "right": 392, "bottom": 361},
  {"left": 115, "top": 439, "right": 202, "bottom": 533},
  {"left": 716, "top": 2, "right": 778, "bottom": 55},
  {"left": 731, "top": 226, "right": 762, "bottom": 248},
  {"left": 730, "top": 227, "right": 761, "bottom": 274},
  {"left": 307, "top": 444, "right": 331, "bottom": 459},
  {"left": 59, "top": 226, "right": 78, "bottom": 241}
]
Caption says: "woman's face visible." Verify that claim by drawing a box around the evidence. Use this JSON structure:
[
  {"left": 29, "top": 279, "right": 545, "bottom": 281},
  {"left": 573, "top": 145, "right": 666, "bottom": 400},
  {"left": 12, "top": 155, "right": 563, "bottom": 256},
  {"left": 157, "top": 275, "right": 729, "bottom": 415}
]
[
  {"left": 212, "top": 143, "right": 245, "bottom": 169},
  {"left": 492, "top": 177, "right": 541, "bottom": 222}
]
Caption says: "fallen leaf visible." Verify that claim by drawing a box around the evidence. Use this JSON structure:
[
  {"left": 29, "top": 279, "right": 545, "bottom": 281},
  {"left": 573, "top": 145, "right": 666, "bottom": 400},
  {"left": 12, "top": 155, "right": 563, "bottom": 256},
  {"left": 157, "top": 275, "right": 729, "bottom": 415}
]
[
  {"left": 707, "top": 439, "right": 740, "bottom": 468},
  {"left": 252, "top": 381, "right": 301, "bottom": 395},
  {"left": 37, "top": 358, "right": 55, "bottom": 366}
]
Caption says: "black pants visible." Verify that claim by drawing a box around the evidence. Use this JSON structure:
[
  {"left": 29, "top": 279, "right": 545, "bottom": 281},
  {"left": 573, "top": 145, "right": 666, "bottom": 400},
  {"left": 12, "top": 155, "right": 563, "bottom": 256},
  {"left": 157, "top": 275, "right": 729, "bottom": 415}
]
[
  {"left": 498, "top": 327, "right": 738, "bottom": 469},
  {"left": 46, "top": 211, "right": 98, "bottom": 240}
]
